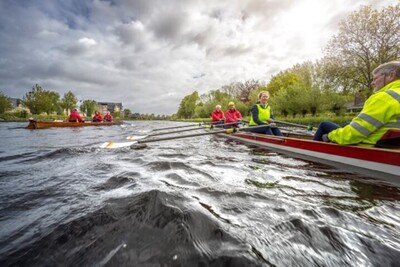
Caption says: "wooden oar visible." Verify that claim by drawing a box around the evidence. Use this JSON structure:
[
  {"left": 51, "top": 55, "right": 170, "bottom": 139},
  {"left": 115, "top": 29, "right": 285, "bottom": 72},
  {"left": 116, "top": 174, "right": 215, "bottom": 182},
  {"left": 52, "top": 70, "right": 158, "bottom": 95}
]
[{"left": 101, "top": 125, "right": 269, "bottom": 148}]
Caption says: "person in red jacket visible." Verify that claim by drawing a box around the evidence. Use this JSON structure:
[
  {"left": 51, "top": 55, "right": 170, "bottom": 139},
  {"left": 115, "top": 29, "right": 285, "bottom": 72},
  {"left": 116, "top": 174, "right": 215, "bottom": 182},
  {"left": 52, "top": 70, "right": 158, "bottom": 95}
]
[
  {"left": 103, "top": 111, "right": 113, "bottom": 122},
  {"left": 211, "top": 104, "right": 225, "bottom": 126},
  {"left": 92, "top": 111, "right": 103, "bottom": 122},
  {"left": 225, "top": 101, "right": 242, "bottom": 128},
  {"left": 68, "top": 108, "right": 85, "bottom": 122}
]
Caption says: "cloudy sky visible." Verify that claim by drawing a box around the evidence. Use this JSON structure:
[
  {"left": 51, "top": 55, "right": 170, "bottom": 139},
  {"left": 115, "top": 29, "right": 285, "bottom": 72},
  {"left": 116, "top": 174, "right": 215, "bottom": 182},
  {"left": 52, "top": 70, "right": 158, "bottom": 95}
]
[{"left": 0, "top": 0, "right": 394, "bottom": 115}]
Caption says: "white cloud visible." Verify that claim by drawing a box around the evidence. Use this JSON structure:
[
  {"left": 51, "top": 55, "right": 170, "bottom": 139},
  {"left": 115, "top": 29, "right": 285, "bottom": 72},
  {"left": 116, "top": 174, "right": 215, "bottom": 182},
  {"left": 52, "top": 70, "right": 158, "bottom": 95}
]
[
  {"left": 78, "top": 37, "right": 97, "bottom": 46},
  {"left": 0, "top": 0, "right": 395, "bottom": 115}
]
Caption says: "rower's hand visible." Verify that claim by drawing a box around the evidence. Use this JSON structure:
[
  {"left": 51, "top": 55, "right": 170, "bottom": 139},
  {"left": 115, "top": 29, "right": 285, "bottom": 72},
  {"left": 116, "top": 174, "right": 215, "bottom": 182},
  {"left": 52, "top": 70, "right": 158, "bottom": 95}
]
[
  {"left": 322, "top": 134, "right": 330, "bottom": 142},
  {"left": 267, "top": 119, "right": 274, "bottom": 123}
]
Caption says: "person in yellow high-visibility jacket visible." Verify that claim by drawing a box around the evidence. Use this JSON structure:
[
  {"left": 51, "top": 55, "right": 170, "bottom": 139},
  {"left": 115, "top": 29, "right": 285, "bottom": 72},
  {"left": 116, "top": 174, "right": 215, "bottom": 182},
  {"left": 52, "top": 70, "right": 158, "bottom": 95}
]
[
  {"left": 249, "top": 91, "right": 283, "bottom": 136},
  {"left": 314, "top": 61, "right": 400, "bottom": 146}
]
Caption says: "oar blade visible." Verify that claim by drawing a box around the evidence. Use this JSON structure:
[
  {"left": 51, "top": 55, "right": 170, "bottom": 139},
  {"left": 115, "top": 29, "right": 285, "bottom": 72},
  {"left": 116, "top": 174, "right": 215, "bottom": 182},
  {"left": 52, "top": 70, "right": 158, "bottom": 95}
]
[
  {"left": 126, "top": 135, "right": 148, "bottom": 140},
  {"left": 100, "top": 141, "right": 138, "bottom": 149}
]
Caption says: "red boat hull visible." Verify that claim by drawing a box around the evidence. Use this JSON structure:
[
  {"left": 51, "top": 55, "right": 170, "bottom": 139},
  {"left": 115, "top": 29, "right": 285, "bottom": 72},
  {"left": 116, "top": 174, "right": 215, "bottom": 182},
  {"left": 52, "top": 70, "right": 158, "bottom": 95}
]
[{"left": 219, "top": 132, "right": 400, "bottom": 185}]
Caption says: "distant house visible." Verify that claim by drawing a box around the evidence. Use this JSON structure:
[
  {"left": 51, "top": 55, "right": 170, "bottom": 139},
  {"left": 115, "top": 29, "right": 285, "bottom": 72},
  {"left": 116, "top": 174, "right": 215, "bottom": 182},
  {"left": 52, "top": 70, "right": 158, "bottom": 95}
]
[
  {"left": 96, "top": 102, "right": 123, "bottom": 115},
  {"left": 345, "top": 91, "right": 365, "bottom": 113}
]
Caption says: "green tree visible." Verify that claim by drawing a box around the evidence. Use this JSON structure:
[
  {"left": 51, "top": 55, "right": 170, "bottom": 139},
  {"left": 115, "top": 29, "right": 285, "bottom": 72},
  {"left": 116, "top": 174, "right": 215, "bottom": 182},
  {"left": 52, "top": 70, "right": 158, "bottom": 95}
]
[
  {"left": 113, "top": 111, "right": 121, "bottom": 120},
  {"left": 273, "top": 85, "right": 308, "bottom": 118},
  {"left": 61, "top": 91, "right": 78, "bottom": 114},
  {"left": 272, "top": 89, "right": 290, "bottom": 117},
  {"left": 22, "top": 84, "right": 60, "bottom": 114},
  {"left": 321, "top": 90, "right": 351, "bottom": 116},
  {"left": 44, "top": 91, "right": 61, "bottom": 114},
  {"left": 307, "top": 86, "right": 323, "bottom": 116},
  {"left": 265, "top": 70, "right": 301, "bottom": 97},
  {"left": 80, "top": 99, "right": 97, "bottom": 117},
  {"left": 176, "top": 91, "right": 199, "bottom": 119},
  {"left": 194, "top": 102, "right": 208, "bottom": 118},
  {"left": 123, "top": 108, "right": 132, "bottom": 119},
  {"left": 0, "top": 92, "right": 12, "bottom": 113},
  {"left": 323, "top": 3, "right": 400, "bottom": 95},
  {"left": 199, "top": 90, "right": 231, "bottom": 118}
]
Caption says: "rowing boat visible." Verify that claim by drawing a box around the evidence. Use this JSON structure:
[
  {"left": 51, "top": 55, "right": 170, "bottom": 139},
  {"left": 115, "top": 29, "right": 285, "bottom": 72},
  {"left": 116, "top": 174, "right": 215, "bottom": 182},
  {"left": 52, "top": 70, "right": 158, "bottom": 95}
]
[
  {"left": 25, "top": 119, "right": 123, "bottom": 129},
  {"left": 217, "top": 131, "right": 400, "bottom": 185}
]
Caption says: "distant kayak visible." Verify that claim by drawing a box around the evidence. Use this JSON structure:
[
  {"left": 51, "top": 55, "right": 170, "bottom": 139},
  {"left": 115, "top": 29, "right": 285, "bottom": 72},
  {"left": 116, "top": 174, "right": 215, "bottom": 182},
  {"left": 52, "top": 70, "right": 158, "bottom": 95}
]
[{"left": 25, "top": 119, "right": 123, "bottom": 129}]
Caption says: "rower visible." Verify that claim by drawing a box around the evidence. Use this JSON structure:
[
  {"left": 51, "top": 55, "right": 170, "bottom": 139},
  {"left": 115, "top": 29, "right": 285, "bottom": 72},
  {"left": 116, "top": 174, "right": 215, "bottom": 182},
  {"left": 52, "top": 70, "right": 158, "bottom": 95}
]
[
  {"left": 68, "top": 108, "right": 85, "bottom": 122},
  {"left": 314, "top": 61, "right": 400, "bottom": 146}
]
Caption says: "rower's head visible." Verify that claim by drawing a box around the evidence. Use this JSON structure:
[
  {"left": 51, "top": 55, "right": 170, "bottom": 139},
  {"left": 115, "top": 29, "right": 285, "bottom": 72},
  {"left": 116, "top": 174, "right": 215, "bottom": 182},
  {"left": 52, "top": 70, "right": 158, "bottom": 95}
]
[
  {"left": 372, "top": 61, "right": 400, "bottom": 92},
  {"left": 215, "top": 104, "right": 222, "bottom": 111},
  {"left": 258, "top": 91, "right": 270, "bottom": 104},
  {"left": 228, "top": 101, "right": 235, "bottom": 110}
]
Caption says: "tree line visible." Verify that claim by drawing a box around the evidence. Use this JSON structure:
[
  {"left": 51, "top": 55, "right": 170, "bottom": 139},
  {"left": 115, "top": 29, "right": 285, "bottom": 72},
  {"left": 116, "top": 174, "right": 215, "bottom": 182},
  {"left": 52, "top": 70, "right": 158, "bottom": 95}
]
[
  {"left": 0, "top": 84, "right": 100, "bottom": 117},
  {"left": 0, "top": 84, "right": 172, "bottom": 120},
  {"left": 174, "top": 3, "right": 399, "bottom": 119}
]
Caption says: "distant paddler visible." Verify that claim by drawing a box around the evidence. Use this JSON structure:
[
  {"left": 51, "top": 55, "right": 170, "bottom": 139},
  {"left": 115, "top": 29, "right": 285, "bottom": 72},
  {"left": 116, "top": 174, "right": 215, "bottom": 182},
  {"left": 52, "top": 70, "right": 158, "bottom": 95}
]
[
  {"left": 225, "top": 102, "right": 242, "bottom": 128},
  {"left": 92, "top": 111, "right": 103, "bottom": 122},
  {"left": 104, "top": 111, "right": 113, "bottom": 122},
  {"left": 68, "top": 108, "right": 85, "bottom": 123},
  {"left": 211, "top": 104, "right": 225, "bottom": 127}
]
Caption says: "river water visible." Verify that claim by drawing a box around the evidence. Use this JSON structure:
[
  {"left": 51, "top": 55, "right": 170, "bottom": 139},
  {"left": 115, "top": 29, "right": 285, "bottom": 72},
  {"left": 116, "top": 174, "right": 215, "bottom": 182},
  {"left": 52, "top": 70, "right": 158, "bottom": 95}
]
[{"left": 0, "top": 121, "right": 399, "bottom": 266}]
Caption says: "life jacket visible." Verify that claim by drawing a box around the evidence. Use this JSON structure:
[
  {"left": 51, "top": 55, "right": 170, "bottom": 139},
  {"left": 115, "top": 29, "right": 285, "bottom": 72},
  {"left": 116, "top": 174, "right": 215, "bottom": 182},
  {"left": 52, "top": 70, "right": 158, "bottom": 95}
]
[
  {"left": 92, "top": 114, "right": 103, "bottom": 122},
  {"left": 69, "top": 111, "right": 84, "bottom": 122},
  {"left": 104, "top": 114, "right": 113, "bottom": 122},
  {"left": 249, "top": 104, "right": 271, "bottom": 126},
  {"left": 211, "top": 110, "right": 225, "bottom": 121},
  {"left": 225, "top": 109, "right": 242, "bottom": 123}
]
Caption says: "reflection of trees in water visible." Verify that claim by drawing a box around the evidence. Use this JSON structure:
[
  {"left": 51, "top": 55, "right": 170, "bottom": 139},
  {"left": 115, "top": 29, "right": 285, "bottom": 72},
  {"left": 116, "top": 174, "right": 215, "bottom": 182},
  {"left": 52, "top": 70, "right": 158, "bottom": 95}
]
[{"left": 350, "top": 180, "right": 400, "bottom": 202}]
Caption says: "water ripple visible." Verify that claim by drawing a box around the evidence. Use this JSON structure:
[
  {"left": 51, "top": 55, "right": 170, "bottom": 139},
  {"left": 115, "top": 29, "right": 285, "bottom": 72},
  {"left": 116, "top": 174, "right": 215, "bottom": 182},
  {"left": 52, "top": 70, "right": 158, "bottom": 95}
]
[{"left": 0, "top": 122, "right": 399, "bottom": 266}]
